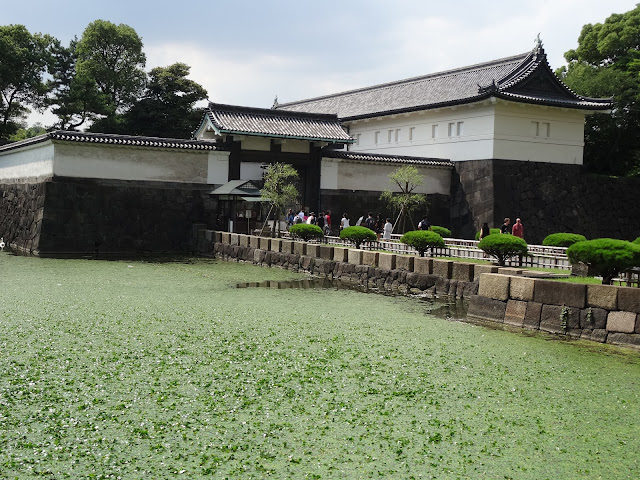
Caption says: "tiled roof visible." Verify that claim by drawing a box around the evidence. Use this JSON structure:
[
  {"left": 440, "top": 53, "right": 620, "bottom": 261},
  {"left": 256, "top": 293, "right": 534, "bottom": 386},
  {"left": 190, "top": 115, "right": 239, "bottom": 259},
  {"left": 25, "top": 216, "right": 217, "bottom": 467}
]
[
  {"left": 200, "top": 103, "right": 353, "bottom": 142},
  {"left": 0, "top": 130, "right": 218, "bottom": 153},
  {"left": 323, "top": 150, "right": 453, "bottom": 168},
  {"left": 277, "top": 46, "right": 613, "bottom": 120}
]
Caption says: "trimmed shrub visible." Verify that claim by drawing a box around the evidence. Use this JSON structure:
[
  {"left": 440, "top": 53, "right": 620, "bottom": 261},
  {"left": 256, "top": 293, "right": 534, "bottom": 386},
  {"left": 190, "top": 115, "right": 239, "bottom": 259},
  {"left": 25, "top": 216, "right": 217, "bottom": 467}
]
[
  {"left": 289, "top": 223, "right": 323, "bottom": 242},
  {"left": 431, "top": 226, "right": 451, "bottom": 237},
  {"left": 543, "top": 233, "right": 587, "bottom": 247},
  {"left": 634, "top": 237, "right": 640, "bottom": 245},
  {"left": 478, "top": 234, "right": 528, "bottom": 266},
  {"left": 567, "top": 238, "right": 640, "bottom": 285},
  {"left": 340, "top": 226, "right": 377, "bottom": 248},
  {"left": 475, "top": 228, "right": 500, "bottom": 240},
  {"left": 400, "top": 230, "right": 445, "bottom": 257}
]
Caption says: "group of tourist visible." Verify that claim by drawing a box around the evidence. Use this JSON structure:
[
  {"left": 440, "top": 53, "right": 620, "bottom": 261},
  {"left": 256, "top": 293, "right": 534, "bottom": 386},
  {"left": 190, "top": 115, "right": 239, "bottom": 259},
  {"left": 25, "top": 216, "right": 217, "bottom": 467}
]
[
  {"left": 286, "top": 209, "right": 332, "bottom": 235},
  {"left": 478, "top": 217, "right": 525, "bottom": 240}
]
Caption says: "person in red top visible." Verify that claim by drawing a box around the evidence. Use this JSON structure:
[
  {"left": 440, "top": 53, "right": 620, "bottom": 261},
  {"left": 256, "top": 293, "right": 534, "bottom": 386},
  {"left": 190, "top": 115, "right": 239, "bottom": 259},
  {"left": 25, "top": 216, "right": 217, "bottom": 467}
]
[{"left": 512, "top": 218, "right": 524, "bottom": 238}]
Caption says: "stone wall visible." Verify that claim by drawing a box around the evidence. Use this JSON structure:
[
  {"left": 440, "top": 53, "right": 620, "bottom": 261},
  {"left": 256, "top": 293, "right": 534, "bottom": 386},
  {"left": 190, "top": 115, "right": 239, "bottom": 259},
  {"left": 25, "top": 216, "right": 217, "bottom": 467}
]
[
  {"left": 451, "top": 159, "right": 640, "bottom": 244},
  {"left": 0, "top": 181, "right": 46, "bottom": 254},
  {"left": 468, "top": 273, "right": 640, "bottom": 349}
]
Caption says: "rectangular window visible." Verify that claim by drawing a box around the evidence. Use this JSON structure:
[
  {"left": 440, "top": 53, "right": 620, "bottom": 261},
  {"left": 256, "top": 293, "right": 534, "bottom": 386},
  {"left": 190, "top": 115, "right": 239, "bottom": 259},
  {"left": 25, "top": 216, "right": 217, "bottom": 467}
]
[
  {"left": 374, "top": 131, "right": 380, "bottom": 144},
  {"left": 395, "top": 129, "right": 400, "bottom": 142},
  {"left": 448, "top": 122, "right": 456, "bottom": 137},
  {"left": 431, "top": 124, "right": 438, "bottom": 139},
  {"left": 542, "top": 122, "right": 550, "bottom": 137},
  {"left": 387, "top": 130, "right": 393, "bottom": 142},
  {"left": 531, "top": 121, "right": 539, "bottom": 137},
  {"left": 456, "top": 121, "right": 464, "bottom": 136},
  {"left": 354, "top": 133, "right": 361, "bottom": 145},
  {"left": 409, "top": 127, "right": 416, "bottom": 141}
]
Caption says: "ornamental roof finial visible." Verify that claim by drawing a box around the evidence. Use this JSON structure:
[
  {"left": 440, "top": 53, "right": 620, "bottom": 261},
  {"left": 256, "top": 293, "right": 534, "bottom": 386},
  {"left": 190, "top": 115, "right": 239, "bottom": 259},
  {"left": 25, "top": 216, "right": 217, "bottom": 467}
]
[
  {"left": 535, "top": 33, "right": 543, "bottom": 50},
  {"left": 272, "top": 95, "right": 279, "bottom": 109}
]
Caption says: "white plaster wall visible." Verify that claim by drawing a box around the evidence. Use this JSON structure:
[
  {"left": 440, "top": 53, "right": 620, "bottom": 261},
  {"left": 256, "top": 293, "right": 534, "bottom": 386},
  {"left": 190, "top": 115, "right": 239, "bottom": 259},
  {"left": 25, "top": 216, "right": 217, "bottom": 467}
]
[
  {"left": 53, "top": 142, "right": 210, "bottom": 183},
  {"left": 207, "top": 151, "right": 231, "bottom": 184},
  {"left": 346, "top": 103, "right": 495, "bottom": 162},
  {"left": 240, "top": 136, "right": 271, "bottom": 151},
  {"left": 346, "top": 99, "right": 589, "bottom": 164},
  {"left": 492, "top": 101, "right": 586, "bottom": 164},
  {"left": 321, "top": 157, "right": 450, "bottom": 194},
  {"left": 240, "top": 162, "right": 264, "bottom": 181},
  {"left": 280, "top": 139, "right": 310, "bottom": 154},
  {"left": 0, "top": 141, "right": 55, "bottom": 181}
]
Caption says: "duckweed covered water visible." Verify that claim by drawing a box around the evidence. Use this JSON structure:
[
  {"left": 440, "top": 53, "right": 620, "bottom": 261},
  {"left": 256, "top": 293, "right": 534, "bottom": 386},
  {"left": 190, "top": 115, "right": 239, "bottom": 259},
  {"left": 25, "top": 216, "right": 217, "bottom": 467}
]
[{"left": 1, "top": 253, "right": 639, "bottom": 479}]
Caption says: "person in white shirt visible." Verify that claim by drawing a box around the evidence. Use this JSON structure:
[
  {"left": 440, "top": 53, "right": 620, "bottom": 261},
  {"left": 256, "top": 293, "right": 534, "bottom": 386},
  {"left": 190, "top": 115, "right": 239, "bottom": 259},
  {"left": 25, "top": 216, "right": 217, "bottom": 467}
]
[
  {"left": 340, "top": 213, "right": 350, "bottom": 230},
  {"left": 383, "top": 218, "right": 393, "bottom": 240}
]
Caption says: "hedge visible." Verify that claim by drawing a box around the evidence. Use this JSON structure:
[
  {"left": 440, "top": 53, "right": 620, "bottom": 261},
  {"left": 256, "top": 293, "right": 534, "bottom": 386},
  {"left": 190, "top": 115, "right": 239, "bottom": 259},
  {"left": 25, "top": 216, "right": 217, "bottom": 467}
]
[
  {"left": 340, "top": 226, "right": 377, "bottom": 248},
  {"left": 289, "top": 223, "right": 324, "bottom": 241},
  {"left": 400, "top": 230, "right": 445, "bottom": 257},
  {"left": 567, "top": 238, "right": 640, "bottom": 285},
  {"left": 478, "top": 234, "right": 528, "bottom": 266},
  {"left": 542, "top": 233, "right": 587, "bottom": 247}
]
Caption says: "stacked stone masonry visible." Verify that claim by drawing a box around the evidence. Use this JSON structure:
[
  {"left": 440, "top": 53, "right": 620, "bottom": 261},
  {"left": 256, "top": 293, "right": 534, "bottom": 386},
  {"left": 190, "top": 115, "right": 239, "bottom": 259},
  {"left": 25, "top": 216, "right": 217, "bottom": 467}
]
[{"left": 468, "top": 273, "right": 640, "bottom": 349}]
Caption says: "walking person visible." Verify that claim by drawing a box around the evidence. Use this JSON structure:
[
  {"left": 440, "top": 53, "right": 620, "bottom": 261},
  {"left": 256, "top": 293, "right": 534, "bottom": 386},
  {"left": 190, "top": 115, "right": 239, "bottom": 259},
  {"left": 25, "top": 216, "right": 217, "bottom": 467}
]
[
  {"left": 340, "top": 213, "right": 350, "bottom": 231},
  {"left": 500, "top": 217, "right": 511, "bottom": 234},
  {"left": 512, "top": 218, "right": 524, "bottom": 238},
  {"left": 383, "top": 218, "right": 393, "bottom": 240}
]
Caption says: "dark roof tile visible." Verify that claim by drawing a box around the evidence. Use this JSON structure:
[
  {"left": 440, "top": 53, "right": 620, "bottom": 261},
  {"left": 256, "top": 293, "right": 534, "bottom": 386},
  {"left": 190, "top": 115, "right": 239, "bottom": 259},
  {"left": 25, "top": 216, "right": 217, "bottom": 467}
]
[{"left": 324, "top": 150, "right": 452, "bottom": 167}]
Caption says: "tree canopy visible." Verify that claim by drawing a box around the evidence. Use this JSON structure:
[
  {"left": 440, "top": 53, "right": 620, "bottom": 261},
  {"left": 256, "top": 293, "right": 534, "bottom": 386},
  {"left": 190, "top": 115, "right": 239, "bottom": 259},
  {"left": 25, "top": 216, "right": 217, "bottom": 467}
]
[
  {"left": 558, "top": 5, "right": 640, "bottom": 176},
  {"left": 0, "top": 25, "right": 53, "bottom": 139},
  {"left": 380, "top": 165, "right": 427, "bottom": 233},
  {"left": 260, "top": 163, "right": 299, "bottom": 237}
]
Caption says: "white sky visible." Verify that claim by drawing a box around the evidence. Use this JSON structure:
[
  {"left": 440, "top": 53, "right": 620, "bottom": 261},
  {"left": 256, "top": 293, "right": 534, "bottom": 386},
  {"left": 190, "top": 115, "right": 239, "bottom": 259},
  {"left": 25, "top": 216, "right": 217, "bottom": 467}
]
[{"left": 4, "top": 0, "right": 637, "bottom": 127}]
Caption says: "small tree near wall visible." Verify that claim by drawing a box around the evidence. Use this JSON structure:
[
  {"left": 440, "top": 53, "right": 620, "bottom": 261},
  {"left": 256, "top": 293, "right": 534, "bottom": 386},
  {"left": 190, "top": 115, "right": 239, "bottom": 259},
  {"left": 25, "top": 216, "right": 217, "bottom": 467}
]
[{"left": 260, "top": 163, "right": 299, "bottom": 237}]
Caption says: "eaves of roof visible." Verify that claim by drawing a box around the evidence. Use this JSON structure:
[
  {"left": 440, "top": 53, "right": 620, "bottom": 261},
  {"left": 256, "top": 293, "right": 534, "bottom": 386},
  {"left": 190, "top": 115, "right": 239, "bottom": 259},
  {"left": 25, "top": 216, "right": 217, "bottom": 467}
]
[
  {"left": 0, "top": 131, "right": 219, "bottom": 154},
  {"left": 323, "top": 150, "right": 453, "bottom": 168}
]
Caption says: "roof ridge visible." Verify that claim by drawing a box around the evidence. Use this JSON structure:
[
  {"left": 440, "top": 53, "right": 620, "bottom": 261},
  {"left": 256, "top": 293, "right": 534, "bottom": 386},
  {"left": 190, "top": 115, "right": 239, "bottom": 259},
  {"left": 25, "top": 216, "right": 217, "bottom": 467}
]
[
  {"left": 209, "top": 102, "right": 340, "bottom": 121},
  {"left": 277, "top": 52, "right": 530, "bottom": 108}
]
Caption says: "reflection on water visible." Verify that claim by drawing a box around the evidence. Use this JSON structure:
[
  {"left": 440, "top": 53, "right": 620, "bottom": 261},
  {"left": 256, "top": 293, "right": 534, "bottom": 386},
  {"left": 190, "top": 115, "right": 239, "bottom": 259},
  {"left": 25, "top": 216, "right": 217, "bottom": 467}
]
[{"left": 236, "top": 277, "right": 468, "bottom": 320}]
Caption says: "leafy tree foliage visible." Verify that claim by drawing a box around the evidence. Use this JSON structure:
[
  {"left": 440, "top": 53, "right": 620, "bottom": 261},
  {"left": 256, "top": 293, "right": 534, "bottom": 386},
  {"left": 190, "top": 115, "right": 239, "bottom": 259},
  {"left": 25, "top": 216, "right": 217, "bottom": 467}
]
[
  {"left": 76, "top": 20, "right": 146, "bottom": 131},
  {"left": 542, "top": 233, "right": 587, "bottom": 247},
  {"left": 8, "top": 123, "right": 46, "bottom": 141},
  {"left": 339, "top": 226, "right": 377, "bottom": 249},
  {"left": 567, "top": 238, "right": 640, "bottom": 284},
  {"left": 558, "top": 5, "right": 640, "bottom": 176},
  {"left": 289, "top": 224, "right": 323, "bottom": 242},
  {"left": 475, "top": 228, "right": 500, "bottom": 240},
  {"left": 0, "top": 25, "right": 54, "bottom": 139},
  {"left": 478, "top": 235, "right": 528, "bottom": 266},
  {"left": 260, "top": 163, "right": 299, "bottom": 237},
  {"left": 400, "top": 230, "right": 445, "bottom": 257},
  {"left": 430, "top": 226, "right": 451, "bottom": 237},
  {"left": 123, "top": 63, "right": 208, "bottom": 138},
  {"left": 380, "top": 166, "right": 427, "bottom": 233}
]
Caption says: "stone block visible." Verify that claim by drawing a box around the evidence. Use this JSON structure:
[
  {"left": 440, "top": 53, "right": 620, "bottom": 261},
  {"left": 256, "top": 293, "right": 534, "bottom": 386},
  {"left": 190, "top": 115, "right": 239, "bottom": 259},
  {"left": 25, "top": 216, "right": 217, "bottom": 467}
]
[
  {"left": 362, "top": 251, "right": 379, "bottom": 267},
  {"left": 504, "top": 300, "right": 527, "bottom": 327},
  {"left": 300, "top": 255, "right": 313, "bottom": 271},
  {"left": 306, "top": 244, "right": 320, "bottom": 258},
  {"left": 522, "top": 301, "right": 542, "bottom": 330},
  {"left": 606, "top": 333, "right": 640, "bottom": 348},
  {"left": 395, "top": 255, "right": 414, "bottom": 271},
  {"left": 606, "top": 311, "right": 637, "bottom": 333},
  {"left": 432, "top": 259, "right": 453, "bottom": 279},
  {"left": 498, "top": 267, "right": 523, "bottom": 276},
  {"left": 333, "top": 247, "right": 349, "bottom": 263},
  {"left": 580, "top": 307, "right": 607, "bottom": 330},
  {"left": 258, "top": 237, "right": 270, "bottom": 250},
  {"left": 587, "top": 284, "right": 618, "bottom": 310},
  {"left": 293, "top": 241, "right": 306, "bottom": 256},
  {"left": 414, "top": 257, "right": 432, "bottom": 274},
  {"left": 540, "top": 304, "right": 579, "bottom": 334},
  {"left": 270, "top": 239, "right": 282, "bottom": 252},
  {"left": 348, "top": 249, "right": 363, "bottom": 265},
  {"left": 473, "top": 264, "right": 499, "bottom": 280},
  {"left": 192, "top": 223, "right": 207, "bottom": 238},
  {"left": 452, "top": 262, "right": 474, "bottom": 282},
  {"left": 238, "top": 234, "right": 250, "bottom": 247},
  {"left": 477, "top": 273, "right": 510, "bottom": 301},
  {"left": 462, "top": 280, "right": 479, "bottom": 298},
  {"left": 212, "top": 231, "right": 222, "bottom": 243},
  {"left": 509, "top": 276, "right": 535, "bottom": 301},
  {"left": 618, "top": 287, "right": 640, "bottom": 313},
  {"left": 230, "top": 233, "right": 240, "bottom": 246},
  {"left": 318, "top": 245, "right": 334, "bottom": 260},
  {"left": 249, "top": 236, "right": 260, "bottom": 249},
  {"left": 378, "top": 252, "right": 396, "bottom": 271},
  {"left": 466, "top": 295, "right": 507, "bottom": 323},
  {"left": 435, "top": 277, "right": 451, "bottom": 295},
  {"left": 533, "top": 279, "right": 586, "bottom": 308},
  {"left": 253, "top": 249, "right": 266, "bottom": 264},
  {"left": 280, "top": 239, "right": 294, "bottom": 254},
  {"left": 221, "top": 232, "right": 231, "bottom": 244}
]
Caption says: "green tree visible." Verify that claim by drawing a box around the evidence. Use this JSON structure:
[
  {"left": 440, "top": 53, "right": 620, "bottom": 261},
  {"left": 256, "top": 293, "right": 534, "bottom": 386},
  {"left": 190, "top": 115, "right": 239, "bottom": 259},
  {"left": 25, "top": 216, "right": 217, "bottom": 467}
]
[
  {"left": 567, "top": 238, "right": 640, "bottom": 284},
  {"left": 339, "top": 226, "right": 377, "bottom": 249},
  {"left": 9, "top": 123, "right": 46, "bottom": 141},
  {"left": 0, "top": 25, "right": 54, "bottom": 139},
  {"left": 380, "top": 165, "right": 427, "bottom": 233},
  {"left": 400, "top": 230, "right": 445, "bottom": 257},
  {"left": 478, "top": 235, "right": 528, "bottom": 267},
  {"left": 558, "top": 5, "right": 640, "bottom": 176},
  {"left": 260, "top": 163, "right": 299, "bottom": 237},
  {"left": 123, "top": 63, "right": 208, "bottom": 138},
  {"left": 289, "top": 224, "right": 323, "bottom": 242},
  {"left": 75, "top": 20, "right": 146, "bottom": 132}
]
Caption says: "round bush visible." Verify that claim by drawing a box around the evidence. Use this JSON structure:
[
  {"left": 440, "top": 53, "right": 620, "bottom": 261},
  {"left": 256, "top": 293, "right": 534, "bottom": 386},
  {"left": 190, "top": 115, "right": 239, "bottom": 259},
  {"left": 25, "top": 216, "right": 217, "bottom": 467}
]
[
  {"left": 430, "top": 226, "right": 451, "bottom": 237},
  {"left": 478, "top": 235, "right": 528, "bottom": 266},
  {"left": 634, "top": 237, "right": 640, "bottom": 245},
  {"left": 400, "top": 230, "right": 445, "bottom": 257},
  {"left": 567, "top": 238, "right": 640, "bottom": 285},
  {"left": 543, "top": 233, "right": 587, "bottom": 247},
  {"left": 475, "top": 228, "right": 500, "bottom": 240},
  {"left": 289, "top": 223, "right": 323, "bottom": 241},
  {"left": 340, "top": 226, "right": 377, "bottom": 248}
]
